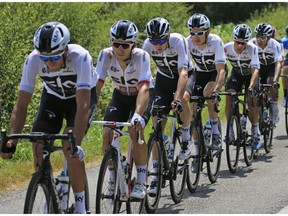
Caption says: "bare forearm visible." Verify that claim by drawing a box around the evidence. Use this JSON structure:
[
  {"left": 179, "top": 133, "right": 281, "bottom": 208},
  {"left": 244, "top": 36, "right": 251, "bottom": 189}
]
[
  {"left": 74, "top": 106, "right": 90, "bottom": 146},
  {"left": 9, "top": 106, "right": 27, "bottom": 134},
  {"left": 274, "top": 62, "right": 282, "bottom": 82},
  {"left": 175, "top": 69, "right": 188, "bottom": 100},
  {"left": 249, "top": 68, "right": 259, "bottom": 88},
  {"left": 135, "top": 86, "right": 149, "bottom": 115},
  {"left": 214, "top": 65, "right": 226, "bottom": 92}
]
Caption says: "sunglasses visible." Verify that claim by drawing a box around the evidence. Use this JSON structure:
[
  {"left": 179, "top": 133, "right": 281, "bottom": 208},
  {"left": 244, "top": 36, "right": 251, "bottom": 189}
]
[
  {"left": 149, "top": 39, "right": 167, "bottom": 46},
  {"left": 256, "top": 35, "right": 268, "bottom": 41},
  {"left": 39, "top": 51, "right": 65, "bottom": 62},
  {"left": 190, "top": 31, "right": 207, "bottom": 37},
  {"left": 112, "top": 42, "right": 133, "bottom": 50},
  {"left": 234, "top": 40, "right": 247, "bottom": 45}
]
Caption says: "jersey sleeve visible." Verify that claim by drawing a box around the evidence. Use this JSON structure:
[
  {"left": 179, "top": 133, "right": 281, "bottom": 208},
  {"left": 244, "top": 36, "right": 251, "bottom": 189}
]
[
  {"left": 138, "top": 50, "right": 152, "bottom": 85},
  {"left": 274, "top": 40, "right": 283, "bottom": 62},
  {"left": 19, "top": 52, "right": 39, "bottom": 93},
  {"left": 214, "top": 38, "right": 226, "bottom": 65},
  {"left": 75, "top": 51, "right": 95, "bottom": 90},
  {"left": 95, "top": 49, "right": 111, "bottom": 83},
  {"left": 251, "top": 45, "right": 260, "bottom": 69},
  {"left": 176, "top": 36, "right": 189, "bottom": 69}
]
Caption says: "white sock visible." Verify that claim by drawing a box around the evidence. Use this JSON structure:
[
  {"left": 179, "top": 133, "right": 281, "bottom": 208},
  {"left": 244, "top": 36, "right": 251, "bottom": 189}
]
[
  {"left": 211, "top": 118, "right": 220, "bottom": 134},
  {"left": 252, "top": 123, "right": 260, "bottom": 136},
  {"left": 152, "top": 160, "right": 159, "bottom": 181},
  {"left": 181, "top": 125, "right": 191, "bottom": 141},
  {"left": 74, "top": 191, "right": 86, "bottom": 214},
  {"left": 192, "top": 138, "right": 199, "bottom": 155},
  {"left": 136, "top": 165, "right": 147, "bottom": 185}
]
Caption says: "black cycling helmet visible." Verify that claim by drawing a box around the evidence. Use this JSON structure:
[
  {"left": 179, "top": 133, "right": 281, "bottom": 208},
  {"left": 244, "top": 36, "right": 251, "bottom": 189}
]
[
  {"left": 146, "top": 17, "right": 170, "bottom": 40},
  {"left": 233, "top": 24, "right": 252, "bottom": 41},
  {"left": 34, "top": 22, "right": 70, "bottom": 54},
  {"left": 254, "top": 23, "right": 273, "bottom": 37},
  {"left": 187, "top": 13, "right": 210, "bottom": 30},
  {"left": 110, "top": 20, "right": 139, "bottom": 43}
]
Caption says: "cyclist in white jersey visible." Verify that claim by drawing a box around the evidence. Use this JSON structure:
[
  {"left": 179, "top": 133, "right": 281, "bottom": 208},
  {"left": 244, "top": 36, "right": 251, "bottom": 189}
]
[
  {"left": 0, "top": 22, "right": 98, "bottom": 213},
  {"left": 224, "top": 24, "right": 261, "bottom": 150},
  {"left": 96, "top": 20, "right": 152, "bottom": 199},
  {"left": 250, "top": 23, "right": 282, "bottom": 125},
  {"left": 142, "top": 17, "right": 193, "bottom": 195},
  {"left": 281, "top": 25, "right": 288, "bottom": 107},
  {"left": 183, "top": 13, "right": 226, "bottom": 172}
]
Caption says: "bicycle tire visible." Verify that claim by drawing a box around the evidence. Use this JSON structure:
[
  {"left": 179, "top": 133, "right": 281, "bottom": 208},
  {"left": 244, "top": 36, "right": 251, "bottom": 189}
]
[
  {"left": 126, "top": 159, "right": 145, "bottom": 214},
  {"left": 225, "top": 112, "right": 241, "bottom": 174},
  {"left": 243, "top": 117, "right": 254, "bottom": 166},
  {"left": 285, "top": 97, "right": 288, "bottom": 135},
  {"left": 186, "top": 125, "right": 202, "bottom": 193},
  {"left": 263, "top": 106, "right": 273, "bottom": 153},
  {"left": 207, "top": 119, "right": 222, "bottom": 183},
  {"left": 169, "top": 133, "right": 187, "bottom": 204},
  {"left": 95, "top": 148, "right": 120, "bottom": 214},
  {"left": 145, "top": 132, "right": 162, "bottom": 213},
  {"left": 24, "top": 171, "right": 57, "bottom": 213}
]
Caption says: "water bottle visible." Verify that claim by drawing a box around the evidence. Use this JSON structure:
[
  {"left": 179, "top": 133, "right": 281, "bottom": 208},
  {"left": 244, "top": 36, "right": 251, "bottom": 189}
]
[
  {"left": 168, "top": 142, "right": 174, "bottom": 161},
  {"left": 56, "top": 171, "right": 69, "bottom": 211},
  {"left": 120, "top": 155, "right": 128, "bottom": 201},
  {"left": 240, "top": 115, "right": 247, "bottom": 131},
  {"left": 263, "top": 107, "right": 268, "bottom": 123},
  {"left": 163, "top": 134, "right": 169, "bottom": 156},
  {"left": 203, "top": 120, "right": 212, "bottom": 146}
]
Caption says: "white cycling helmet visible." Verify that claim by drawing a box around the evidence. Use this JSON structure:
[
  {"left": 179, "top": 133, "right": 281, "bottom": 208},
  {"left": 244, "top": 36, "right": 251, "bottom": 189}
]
[
  {"left": 187, "top": 13, "right": 210, "bottom": 30},
  {"left": 146, "top": 17, "right": 170, "bottom": 39},
  {"left": 110, "top": 20, "right": 139, "bottom": 43},
  {"left": 34, "top": 22, "right": 70, "bottom": 54},
  {"left": 233, "top": 24, "right": 252, "bottom": 41},
  {"left": 254, "top": 23, "right": 273, "bottom": 37}
]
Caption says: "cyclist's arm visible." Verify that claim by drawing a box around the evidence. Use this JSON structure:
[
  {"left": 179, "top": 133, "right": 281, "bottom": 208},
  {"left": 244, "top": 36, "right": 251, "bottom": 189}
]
[
  {"left": 9, "top": 90, "right": 32, "bottom": 143},
  {"left": 273, "top": 60, "right": 282, "bottom": 83},
  {"left": 213, "top": 63, "right": 226, "bottom": 92},
  {"left": 96, "top": 80, "right": 104, "bottom": 100},
  {"left": 174, "top": 67, "right": 188, "bottom": 101},
  {"left": 74, "top": 89, "right": 91, "bottom": 146},
  {"left": 135, "top": 82, "right": 150, "bottom": 116},
  {"left": 249, "top": 67, "right": 259, "bottom": 89}
]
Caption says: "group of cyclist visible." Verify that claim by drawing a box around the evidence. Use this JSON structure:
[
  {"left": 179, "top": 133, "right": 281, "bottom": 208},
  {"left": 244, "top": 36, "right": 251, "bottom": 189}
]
[{"left": 0, "top": 12, "right": 287, "bottom": 213}]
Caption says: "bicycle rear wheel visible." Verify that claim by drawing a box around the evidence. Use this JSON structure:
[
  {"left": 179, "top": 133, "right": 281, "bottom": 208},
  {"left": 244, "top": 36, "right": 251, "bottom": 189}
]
[
  {"left": 226, "top": 112, "right": 241, "bottom": 173},
  {"left": 169, "top": 134, "right": 187, "bottom": 204},
  {"left": 263, "top": 106, "right": 273, "bottom": 153},
  {"left": 243, "top": 118, "right": 254, "bottom": 166},
  {"left": 95, "top": 148, "right": 121, "bottom": 214},
  {"left": 126, "top": 159, "right": 145, "bottom": 214},
  {"left": 145, "top": 132, "right": 162, "bottom": 213},
  {"left": 24, "top": 171, "right": 57, "bottom": 213},
  {"left": 186, "top": 125, "right": 202, "bottom": 193},
  {"left": 207, "top": 119, "right": 222, "bottom": 183}
]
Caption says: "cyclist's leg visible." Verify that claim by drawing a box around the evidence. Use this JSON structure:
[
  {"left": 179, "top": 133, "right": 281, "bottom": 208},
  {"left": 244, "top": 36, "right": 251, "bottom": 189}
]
[{"left": 282, "top": 55, "right": 288, "bottom": 107}]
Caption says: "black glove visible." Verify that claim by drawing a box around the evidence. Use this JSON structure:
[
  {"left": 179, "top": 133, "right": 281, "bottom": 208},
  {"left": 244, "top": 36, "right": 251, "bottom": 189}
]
[
  {"left": 212, "top": 91, "right": 221, "bottom": 102},
  {"left": 273, "top": 82, "right": 280, "bottom": 89},
  {"left": 171, "top": 100, "right": 183, "bottom": 113},
  {"left": 1, "top": 140, "right": 16, "bottom": 155},
  {"left": 248, "top": 87, "right": 257, "bottom": 96}
]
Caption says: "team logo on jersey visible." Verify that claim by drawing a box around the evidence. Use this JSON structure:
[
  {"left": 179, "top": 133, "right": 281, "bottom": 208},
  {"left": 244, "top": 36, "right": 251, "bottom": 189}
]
[
  {"left": 109, "top": 106, "right": 117, "bottom": 113},
  {"left": 111, "top": 66, "right": 119, "bottom": 73},
  {"left": 46, "top": 110, "right": 56, "bottom": 119},
  {"left": 154, "top": 96, "right": 161, "bottom": 103}
]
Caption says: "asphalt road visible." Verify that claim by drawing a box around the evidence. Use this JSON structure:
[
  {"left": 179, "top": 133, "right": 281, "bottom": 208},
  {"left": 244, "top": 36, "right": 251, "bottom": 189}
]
[{"left": 1, "top": 105, "right": 288, "bottom": 214}]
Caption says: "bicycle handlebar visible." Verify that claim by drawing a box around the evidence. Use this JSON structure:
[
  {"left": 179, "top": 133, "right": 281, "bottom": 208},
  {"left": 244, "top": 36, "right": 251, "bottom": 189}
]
[
  {"left": 190, "top": 96, "right": 220, "bottom": 113},
  {"left": 0, "top": 130, "right": 77, "bottom": 155}
]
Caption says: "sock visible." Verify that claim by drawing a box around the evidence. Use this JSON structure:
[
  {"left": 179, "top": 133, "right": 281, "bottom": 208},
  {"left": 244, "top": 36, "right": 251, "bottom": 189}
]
[
  {"left": 252, "top": 123, "right": 260, "bottom": 137},
  {"left": 74, "top": 191, "right": 86, "bottom": 213},
  {"left": 192, "top": 138, "right": 199, "bottom": 155},
  {"left": 136, "top": 165, "right": 147, "bottom": 185},
  {"left": 211, "top": 118, "right": 220, "bottom": 134},
  {"left": 152, "top": 160, "right": 159, "bottom": 181},
  {"left": 181, "top": 125, "right": 191, "bottom": 141}
]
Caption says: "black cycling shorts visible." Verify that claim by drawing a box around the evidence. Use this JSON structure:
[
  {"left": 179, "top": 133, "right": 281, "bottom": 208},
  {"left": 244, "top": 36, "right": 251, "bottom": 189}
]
[
  {"left": 32, "top": 87, "right": 97, "bottom": 134},
  {"left": 259, "top": 63, "right": 275, "bottom": 84}
]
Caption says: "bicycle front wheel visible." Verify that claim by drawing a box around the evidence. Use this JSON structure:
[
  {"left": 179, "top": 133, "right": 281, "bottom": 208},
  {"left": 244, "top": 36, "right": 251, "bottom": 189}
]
[
  {"left": 243, "top": 118, "right": 254, "bottom": 166},
  {"left": 24, "top": 171, "right": 57, "bottom": 213},
  {"left": 145, "top": 132, "right": 162, "bottom": 213},
  {"left": 186, "top": 125, "right": 202, "bottom": 193},
  {"left": 95, "top": 148, "right": 121, "bottom": 214},
  {"left": 263, "top": 107, "right": 273, "bottom": 153},
  {"left": 169, "top": 134, "right": 187, "bottom": 204},
  {"left": 226, "top": 112, "right": 241, "bottom": 173},
  {"left": 207, "top": 119, "right": 222, "bottom": 183}
]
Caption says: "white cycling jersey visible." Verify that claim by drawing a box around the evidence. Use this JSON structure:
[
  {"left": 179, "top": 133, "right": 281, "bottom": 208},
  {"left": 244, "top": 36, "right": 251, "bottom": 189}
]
[
  {"left": 186, "top": 33, "right": 226, "bottom": 72},
  {"left": 142, "top": 33, "right": 193, "bottom": 79},
  {"left": 250, "top": 37, "right": 282, "bottom": 65},
  {"left": 96, "top": 47, "right": 152, "bottom": 96},
  {"left": 224, "top": 41, "right": 260, "bottom": 75},
  {"left": 20, "top": 44, "right": 98, "bottom": 100}
]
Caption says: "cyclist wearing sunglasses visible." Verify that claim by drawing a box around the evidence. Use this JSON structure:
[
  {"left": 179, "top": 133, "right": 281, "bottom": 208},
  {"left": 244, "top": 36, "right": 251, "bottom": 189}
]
[
  {"left": 224, "top": 24, "right": 262, "bottom": 150},
  {"left": 0, "top": 22, "right": 98, "bottom": 213},
  {"left": 143, "top": 17, "right": 193, "bottom": 159},
  {"left": 251, "top": 23, "right": 282, "bottom": 125},
  {"left": 96, "top": 20, "right": 153, "bottom": 199},
  {"left": 183, "top": 13, "right": 226, "bottom": 171}
]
